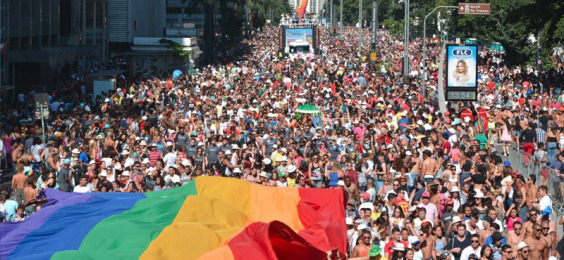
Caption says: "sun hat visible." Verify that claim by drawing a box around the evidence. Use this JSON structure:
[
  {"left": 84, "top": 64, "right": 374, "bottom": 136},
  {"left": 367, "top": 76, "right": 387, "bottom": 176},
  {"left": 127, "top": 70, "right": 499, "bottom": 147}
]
[{"left": 369, "top": 245, "right": 382, "bottom": 257}]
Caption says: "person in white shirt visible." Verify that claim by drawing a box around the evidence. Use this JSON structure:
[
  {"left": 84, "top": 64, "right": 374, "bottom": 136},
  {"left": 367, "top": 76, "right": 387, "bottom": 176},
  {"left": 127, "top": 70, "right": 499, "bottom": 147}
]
[
  {"left": 73, "top": 176, "right": 93, "bottom": 193},
  {"left": 163, "top": 146, "right": 177, "bottom": 170},
  {"left": 538, "top": 185, "right": 552, "bottom": 218},
  {"left": 460, "top": 234, "right": 481, "bottom": 260}
]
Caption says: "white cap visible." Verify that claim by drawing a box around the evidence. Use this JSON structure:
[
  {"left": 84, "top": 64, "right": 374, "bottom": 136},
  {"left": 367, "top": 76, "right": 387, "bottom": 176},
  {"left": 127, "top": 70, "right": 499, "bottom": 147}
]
[
  {"left": 452, "top": 216, "right": 462, "bottom": 224},
  {"left": 141, "top": 158, "right": 150, "bottom": 165},
  {"left": 232, "top": 144, "right": 239, "bottom": 149},
  {"left": 233, "top": 168, "right": 242, "bottom": 173},
  {"left": 198, "top": 142, "right": 204, "bottom": 147},
  {"left": 263, "top": 158, "right": 271, "bottom": 165},
  {"left": 181, "top": 159, "right": 190, "bottom": 167},
  {"left": 121, "top": 171, "right": 130, "bottom": 177},
  {"left": 121, "top": 150, "right": 129, "bottom": 155},
  {"left": 139, "top": 140, "right": 147, "bottom": 146},
  {"left": 166, "top": 141, "right": 173, "bottom": 147},
  {"left": 259, "top": 171, "right": 268, "bottom": 178},
  {"left": 225, "top": 150, "right": 232, "bottom": 155},
  {"left": 357, "top": 223, "right": 369, "bottom": 231},
  {"left": 287, "top": 165, "right": 297, "bottom": 173},
  {"left": 281, "top": 148, "right": 288, "bottom": 154},
  {"left": 272, "top": 144, "right": 278, "bottom": 149},
  {"left": 72, "top": 148, "right": 80, "bottom": 154},
  {"left": 408, "top": 236, "right": 420, "bottom": 245},
  {"left": 89, "top": 160, "right": 96, "bottom": 165},
  {"left": 451, "top": 186, "right": 460, "bottom": 192},
  {"left": 99, "top": 170, "right": 108, "bottom": 177},
  {"left": 345, "top": 217, "right": 353, "bottom": 225},
  {"left": 517, "top": 241, "right": 528, "bottom": 251},
  {"left": 337, "top": 180, "right": 345, "bottom": 186},
  {"left": 474, "top": 190, "right": 485, "bottom": 198},
  {"left": 406, "top": 151, "right": 413, "bottom": 156},
  {"left": 394, "top": 244, "right": 406, "bottom": 251}
]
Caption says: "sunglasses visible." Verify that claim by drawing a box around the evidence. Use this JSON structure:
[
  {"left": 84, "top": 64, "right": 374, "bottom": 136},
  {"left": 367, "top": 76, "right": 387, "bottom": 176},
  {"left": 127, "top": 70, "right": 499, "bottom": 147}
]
[
  {"left": 363, "top": 236, "right": 371, "bottom": 239},
  {"left": 535, "top": 229, "right": 542, "bottom": 232},
  {"left": 543, "top": 227, "right": 550, "bottom": 230},
  {"left": 471, "top": 240, "right": 479, "bottom": 243}
]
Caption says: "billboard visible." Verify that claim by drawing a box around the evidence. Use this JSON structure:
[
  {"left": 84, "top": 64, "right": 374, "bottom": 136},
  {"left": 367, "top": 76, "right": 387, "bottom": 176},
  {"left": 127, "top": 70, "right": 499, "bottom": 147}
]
[
  {"left": 446, "top": 45, "right": 477, "bottom": 88},
  {"left": 284, "top": 28, "right": 313, "bottom": 47}
]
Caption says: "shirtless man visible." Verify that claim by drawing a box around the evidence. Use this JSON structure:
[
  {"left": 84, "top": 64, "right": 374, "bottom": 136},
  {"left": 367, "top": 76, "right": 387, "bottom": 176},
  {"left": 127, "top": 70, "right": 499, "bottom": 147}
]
[
  {"left": 11, "top": 163, "right": 27, "bottom": 205},
  {"left": 541, "top": 220, "right": 557, "bottom": 258},
  {"left": 343, "top": 176, "right": 360, "bottom": 203},
  {"left": 418, "top": 224, "right": 435, "bottom": 260},
  {"left": 526, "top": 175, "right": 538, "bottom": 210},
  {"left": 524, "top": 223, "right": 549, "bottom": 259},
  {"left": 420, "top": 150, "right": 437, "bottom": 182},
  {"left": 408, "top": 155, "right": 421, "bottom": 187},
  {"left": 351, "top": 230, "right": 372, "bottom": 258},
  {"left": 11, "top": 143, "right": 23, "bottom": 170},
  {"left": 522, "top": 209, "right": 538, "bottom": 238},
  {"left": 507, "top": 221, "right": 524, "bottom": 258}
]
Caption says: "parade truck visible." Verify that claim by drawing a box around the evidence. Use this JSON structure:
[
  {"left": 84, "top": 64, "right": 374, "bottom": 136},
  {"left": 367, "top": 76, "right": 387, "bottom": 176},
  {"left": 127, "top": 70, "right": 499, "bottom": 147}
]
[
  {"left": 278, "top": 23, "right": 320, "bottom": 59},
  {"left": 286, "top": 40, "right": 314, "bottom": 59}
]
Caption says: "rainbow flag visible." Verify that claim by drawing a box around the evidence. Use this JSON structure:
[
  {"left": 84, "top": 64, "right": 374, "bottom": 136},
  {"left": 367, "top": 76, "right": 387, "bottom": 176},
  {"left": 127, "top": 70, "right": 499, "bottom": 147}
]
[
  {"left": 0, "top": 176, "right": 347, "bottom": 260},
  {"left": 294, "top": 0, "right": 308, "bottom": 19},
  {"left": 24, "top": 169, "right": 34, "bottom": 178},
  {"left": 475, "top": 115, "right": 487, "bottom": 137}
]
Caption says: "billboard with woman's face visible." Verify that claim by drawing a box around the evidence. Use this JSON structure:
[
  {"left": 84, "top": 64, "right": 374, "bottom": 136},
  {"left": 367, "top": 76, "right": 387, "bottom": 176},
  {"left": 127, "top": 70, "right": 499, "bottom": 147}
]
[{"left": 446, "top": 45, "right": 477, "bottom": 88}]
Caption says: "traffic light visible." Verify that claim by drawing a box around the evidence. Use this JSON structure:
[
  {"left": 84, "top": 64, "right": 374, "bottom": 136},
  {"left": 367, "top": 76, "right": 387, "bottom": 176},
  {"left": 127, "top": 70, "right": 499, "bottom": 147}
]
[{"left": 371, "top": 42, "right": 376, "bottom": 53}]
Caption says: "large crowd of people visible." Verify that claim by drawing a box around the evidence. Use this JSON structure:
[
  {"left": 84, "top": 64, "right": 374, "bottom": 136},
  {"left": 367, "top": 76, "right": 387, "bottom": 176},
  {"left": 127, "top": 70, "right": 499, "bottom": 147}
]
[{"left": 1, "top": 20, "right": 564, "bottom": 259}]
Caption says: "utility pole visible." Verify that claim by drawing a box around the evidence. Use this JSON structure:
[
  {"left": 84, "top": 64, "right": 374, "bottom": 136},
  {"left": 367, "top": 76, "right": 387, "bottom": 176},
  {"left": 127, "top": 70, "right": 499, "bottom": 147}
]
[
  {"left": 372, "top": 1, "right": 377, "bottom": 44},
  {"left": 403, "top": 0, "right": 409, "bottom": 85},
  {"left": 339, "top": 0, "right": 343, "bottom": 38},
  {"left": 438, "top": 32, "right": 447, "bottom": 113},
  {"left": 330, "top": 0, "right": 333, "bottom": 27},
  {"left": 358, "top": 0, "right": 362, "bottom": 54}
]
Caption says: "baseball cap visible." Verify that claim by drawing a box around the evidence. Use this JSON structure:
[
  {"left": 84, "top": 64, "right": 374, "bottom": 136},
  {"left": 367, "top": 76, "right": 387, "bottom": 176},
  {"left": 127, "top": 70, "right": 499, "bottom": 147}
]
[
  {"left": 468, "top": 253, "right": 479, "bottom": 259},
  {"left": 362, "top": 192, "right": 371, "bottom": 200},
  {"left": 409, "top": 236, "right": 420, "bottom": 245},
  {"left": 422, "top": 192, "right": 430, "bottom": 198},
  {"left": 446, "top": 199, "right": 454, "bottom": 205}
]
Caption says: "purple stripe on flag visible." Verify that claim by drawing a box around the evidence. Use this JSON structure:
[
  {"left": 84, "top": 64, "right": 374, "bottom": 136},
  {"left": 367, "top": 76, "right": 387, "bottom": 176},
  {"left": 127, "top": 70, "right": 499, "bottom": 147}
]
[{"left": 0, "top": 189, "right": 95, "bottom": 260}]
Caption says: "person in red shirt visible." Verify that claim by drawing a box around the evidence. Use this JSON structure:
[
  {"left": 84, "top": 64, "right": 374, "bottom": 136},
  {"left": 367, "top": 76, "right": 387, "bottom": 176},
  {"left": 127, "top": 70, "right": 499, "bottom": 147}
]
[
  {"left": 384, "top": 227, "right": 409, "bottom": 258},
  {"left": 344, "top": 162, "right": 359, "bottom": 187}
]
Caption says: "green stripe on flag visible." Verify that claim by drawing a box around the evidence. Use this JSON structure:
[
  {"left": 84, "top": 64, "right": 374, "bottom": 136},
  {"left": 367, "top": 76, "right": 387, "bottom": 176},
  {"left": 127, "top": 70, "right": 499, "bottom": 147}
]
[{"left": 52, "top": 180, "right": 198, "bottom": 260}]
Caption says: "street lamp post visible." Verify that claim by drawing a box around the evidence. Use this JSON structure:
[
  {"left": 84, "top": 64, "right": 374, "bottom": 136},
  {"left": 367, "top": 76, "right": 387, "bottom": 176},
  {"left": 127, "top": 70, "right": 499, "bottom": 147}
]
[
  {"left": 421, "top": 5, "right": 457, "bottom": 96},
  {"left": 359, "top": 0, "right": 362, "bottom": 54},
  {"left": 339, "top": 0, "right": 343, "bottom": 37},
  {"left": 403, "top": 0, "right": 409, "bottom": 85}
]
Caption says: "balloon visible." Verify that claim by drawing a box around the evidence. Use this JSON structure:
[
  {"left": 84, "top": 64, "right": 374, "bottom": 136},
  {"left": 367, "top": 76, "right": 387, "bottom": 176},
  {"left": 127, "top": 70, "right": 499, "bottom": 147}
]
[{"left": 172, "top": 70, "right": 182, "bottom": 79}]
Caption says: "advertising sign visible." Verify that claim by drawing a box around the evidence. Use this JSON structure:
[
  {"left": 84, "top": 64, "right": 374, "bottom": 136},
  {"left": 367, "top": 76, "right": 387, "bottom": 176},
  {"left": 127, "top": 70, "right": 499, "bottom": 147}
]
[
  {"left": 446, "top": 45, "right": 477, "bottom": 88},
  {"left": 284, "top": 28, "right": 313, "bottom": 47}
]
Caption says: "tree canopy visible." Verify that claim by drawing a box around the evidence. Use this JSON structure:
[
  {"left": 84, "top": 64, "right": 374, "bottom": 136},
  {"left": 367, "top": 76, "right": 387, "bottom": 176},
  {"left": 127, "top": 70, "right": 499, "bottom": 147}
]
[{"left": 327, "top": 0, "right": 563, "bottom": 67}]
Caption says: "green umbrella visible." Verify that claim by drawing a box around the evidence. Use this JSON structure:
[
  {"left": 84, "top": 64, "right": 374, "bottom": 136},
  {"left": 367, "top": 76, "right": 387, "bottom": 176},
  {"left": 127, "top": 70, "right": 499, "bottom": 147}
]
[{"left": 295, "top": 104, "right": 321, "bottom": 114}]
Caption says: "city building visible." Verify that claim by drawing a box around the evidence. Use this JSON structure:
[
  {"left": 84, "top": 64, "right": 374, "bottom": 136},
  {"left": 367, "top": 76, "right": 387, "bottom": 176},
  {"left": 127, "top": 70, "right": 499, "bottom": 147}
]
[{"left": 0, "top": 0, "right": 203, "bottom": 93}]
